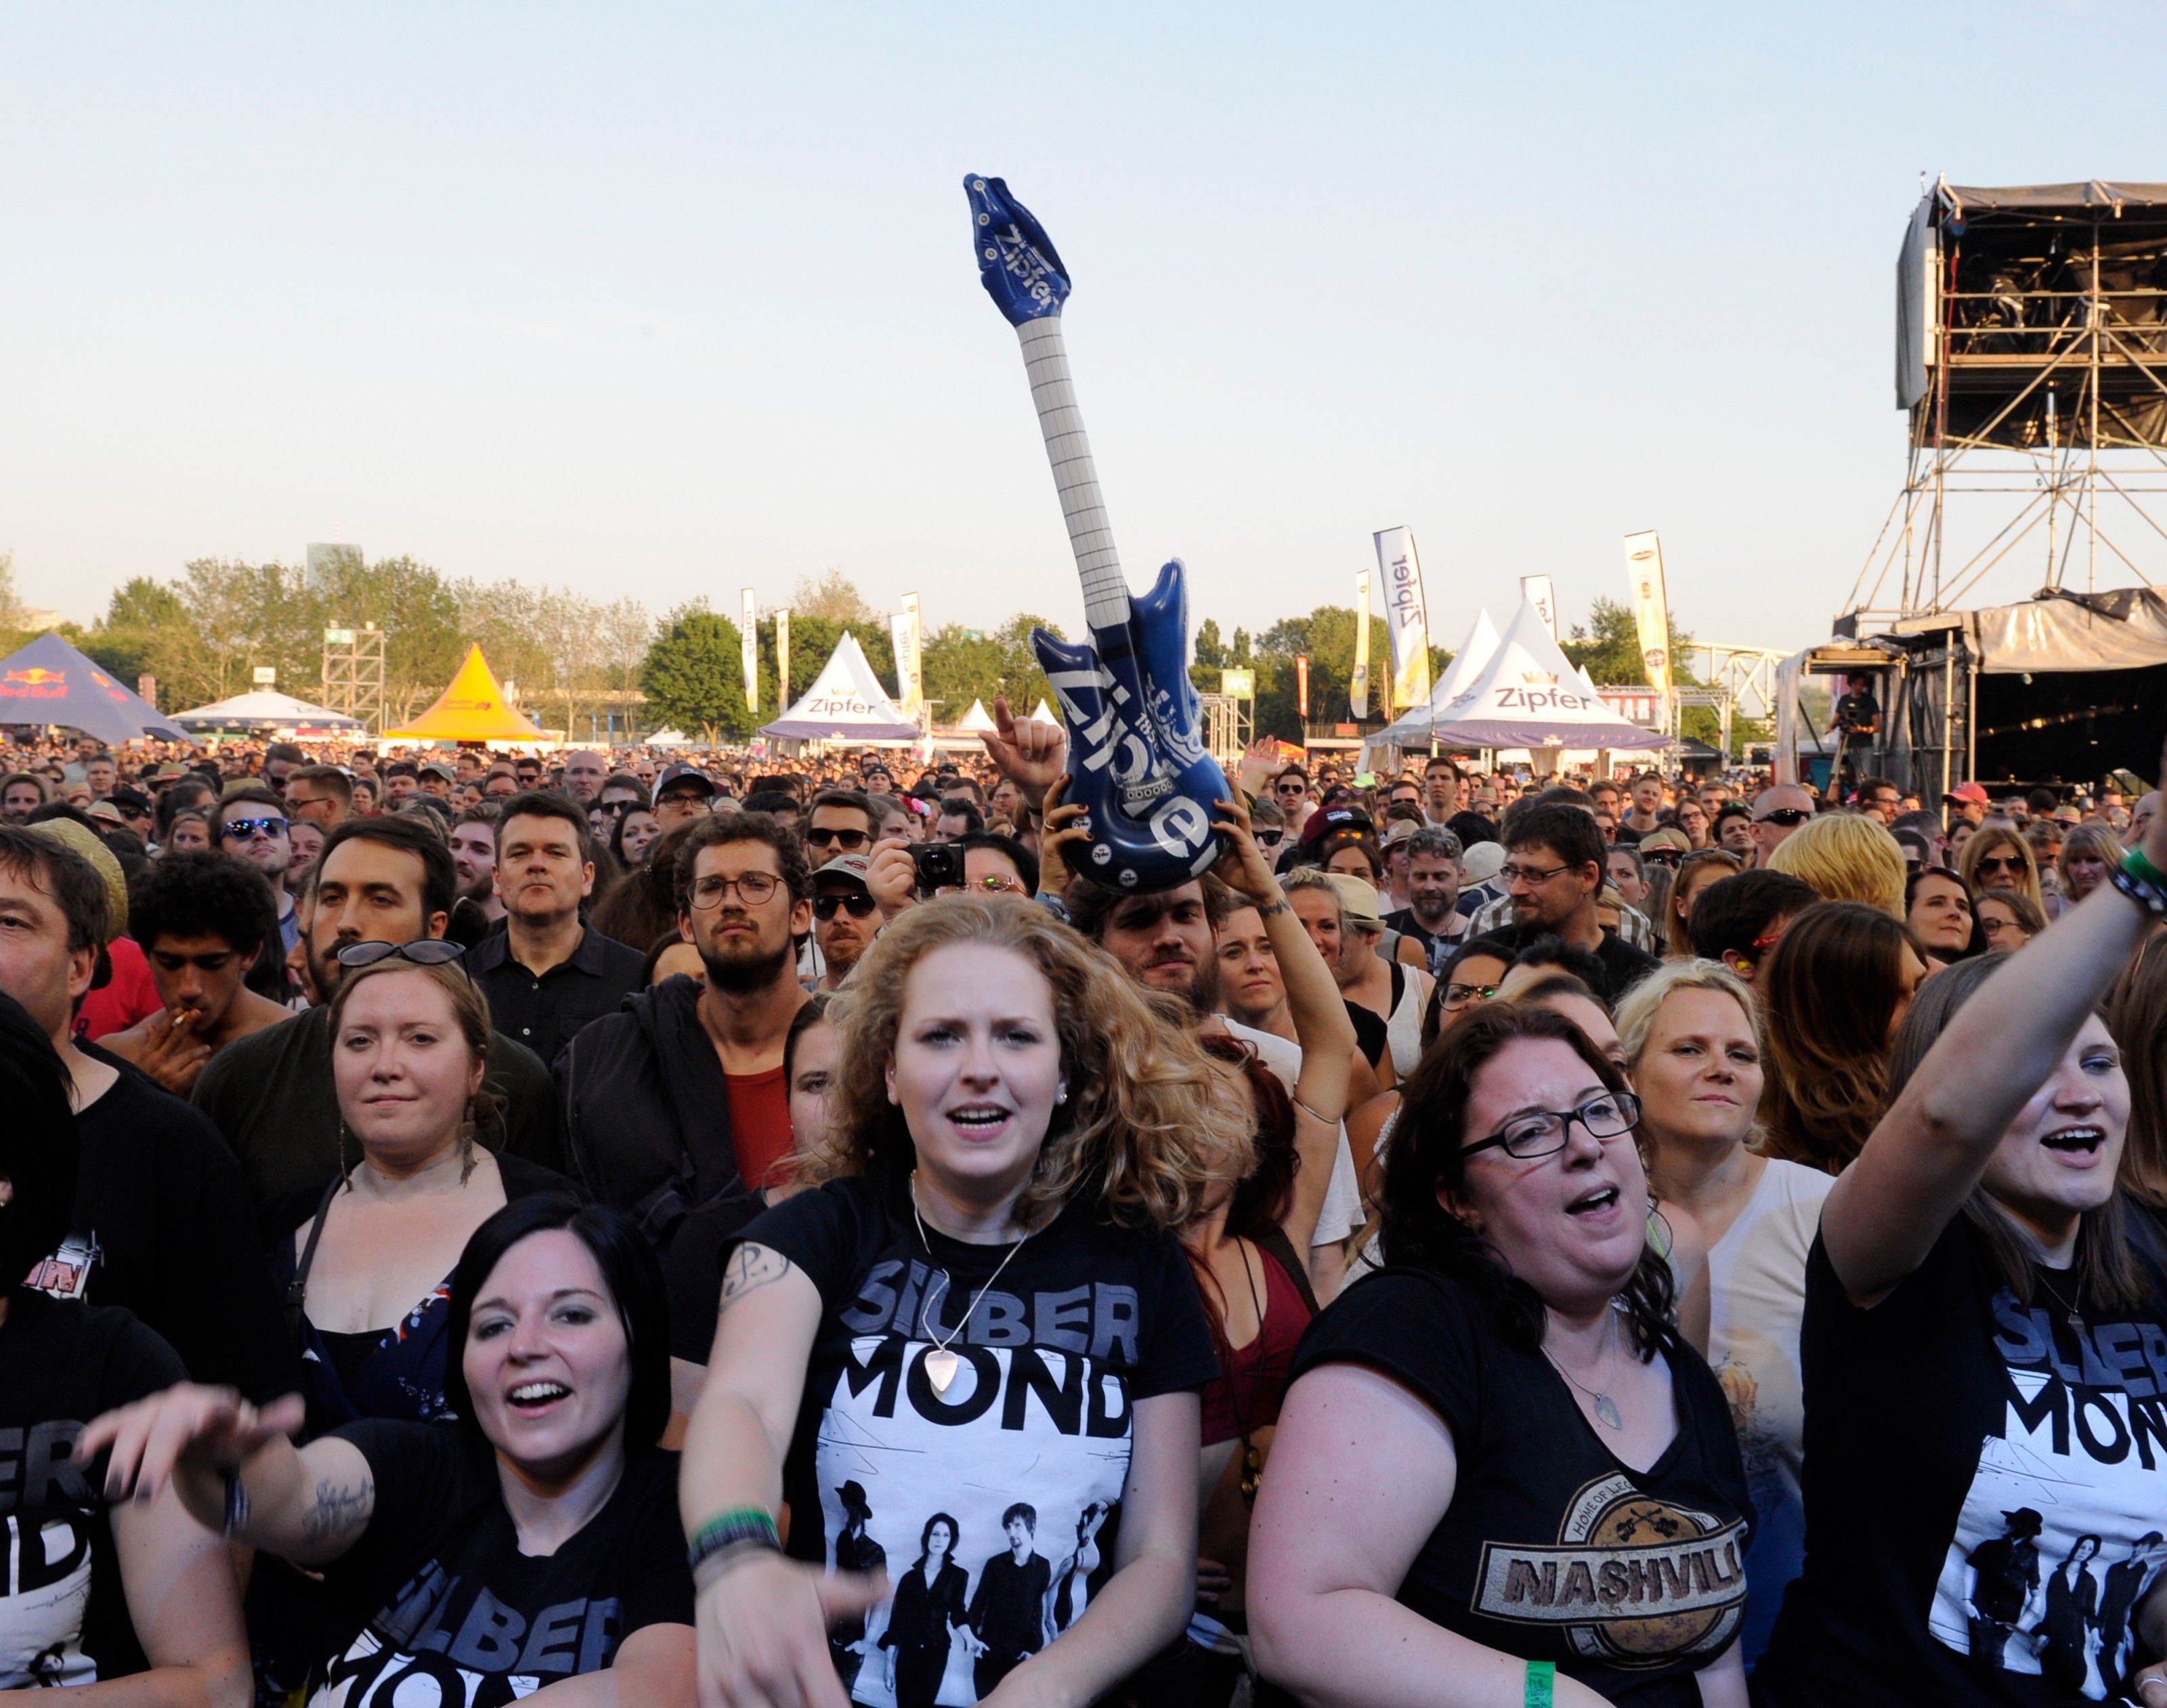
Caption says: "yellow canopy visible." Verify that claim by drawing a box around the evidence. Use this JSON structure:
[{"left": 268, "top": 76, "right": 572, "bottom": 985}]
[{"left": 383, "top": 645, "right": 546, "bottom": 744}]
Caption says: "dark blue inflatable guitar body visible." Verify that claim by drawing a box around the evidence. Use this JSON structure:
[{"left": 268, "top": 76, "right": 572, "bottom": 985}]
[{"left": 966, "top": 172, "right": 1230, "bottom": 892}]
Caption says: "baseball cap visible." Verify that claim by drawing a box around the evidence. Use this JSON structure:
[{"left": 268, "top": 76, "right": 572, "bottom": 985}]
[
  {"left": 1944, "top": 782, "right": 1991, "bottom": 807},
  {"left": 656, "top": 763, "right": 714, "bottom": 798},
  {"left": 108, "top": 786, "right": 153, "bottom": 818},
  {"left": 418, "top": 761, "right": 456, "bottom": 783},
  {"left": 1300, "top": 805, "right": 1377, "bottom": 850},
  {"left": 813, "top": 854, "right": 872, "bottom": 892}
]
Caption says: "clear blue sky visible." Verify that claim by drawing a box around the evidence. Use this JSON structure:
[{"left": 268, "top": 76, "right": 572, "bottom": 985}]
[{"left": 6, "top": 2, "right": 2165, "bottom": 655}]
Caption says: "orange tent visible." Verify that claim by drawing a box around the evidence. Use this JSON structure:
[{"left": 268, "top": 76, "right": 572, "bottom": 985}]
[{"left": 383, "top": 645, "right": 546, "bottom": 744}]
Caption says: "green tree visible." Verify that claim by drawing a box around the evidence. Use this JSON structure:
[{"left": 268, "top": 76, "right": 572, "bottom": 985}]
[{"left": 642, "top": 607, "right": 752, "bottom": 742}]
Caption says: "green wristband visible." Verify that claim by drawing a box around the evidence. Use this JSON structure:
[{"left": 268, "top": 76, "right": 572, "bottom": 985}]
[
  {"left": 1525, "top": 1660, "right": 1556, "bottom": 1708},
  {"left": 687, "top": 1506, "right": 780, "bottom": 1575}
]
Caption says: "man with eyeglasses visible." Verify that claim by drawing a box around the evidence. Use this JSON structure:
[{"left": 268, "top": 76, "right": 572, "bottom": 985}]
[
  {"left": 1749, "top": 784, "right": 1818, "bottom": 868},
  {"left": 556, "top": 814, "right": 811, "bottom": 1251},
  {"left": 192, "top": 815, "right": 565, "bottom": 1202},
  {"left": 1490, "top": 801, "right": 1658, "bottom": 1002},
  {"left": 216, "top": 786, "right": 299, "bottom": 958},
  {"left": 653, "top": 762, "right": 718, "bottom": 830},
  {"left": 472, "top": 792, "right": 644, "bottom": 1069},
  {"left": 1855, "top": 775, "right": 1903, "bottom": 826}
]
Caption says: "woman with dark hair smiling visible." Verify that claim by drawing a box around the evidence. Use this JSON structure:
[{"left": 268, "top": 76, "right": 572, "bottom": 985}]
[
  {"left": 1248, "top": 1003, "right": 1752, "bottom": 1706},
  {"left": 1755, "top": 748, "right": 2167, "bottom": 1706},
  {"left": 81, "top": 1197, "right": 695, "bottom": 1707}
]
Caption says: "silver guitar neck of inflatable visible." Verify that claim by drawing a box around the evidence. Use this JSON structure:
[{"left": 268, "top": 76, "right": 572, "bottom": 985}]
[{"left": 1016, "top": 316, "right": 1131, "bottom": 635}]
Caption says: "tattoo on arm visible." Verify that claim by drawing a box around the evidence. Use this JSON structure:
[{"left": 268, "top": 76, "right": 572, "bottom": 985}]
[
  {"left": 300, "top": 1478, "right": 372, "bottom": 1545},
  {"left": 1257, "top": 898, "right": 1291, "bottom": 918},
  {"left": 721, "top": 1243, "right": 792, "bottom": 1308}
]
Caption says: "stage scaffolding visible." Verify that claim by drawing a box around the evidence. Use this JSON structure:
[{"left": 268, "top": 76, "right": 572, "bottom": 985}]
[{"left": 1849, "top": 179, "right": 2167, "bottom": 626}]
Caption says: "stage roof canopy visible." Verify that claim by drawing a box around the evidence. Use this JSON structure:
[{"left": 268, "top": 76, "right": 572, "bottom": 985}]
[{"left": 174, "top": 689, "right": 364, "bottom": 733}]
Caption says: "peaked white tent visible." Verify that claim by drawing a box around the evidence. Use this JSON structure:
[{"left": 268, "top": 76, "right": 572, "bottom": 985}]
[
  {"left": 1029, "top": 698, "right": 1056, "bottom": 725},
  {"left": 954, "top": 698, "right": 999, "bottom": 733},
  {"left": 1379, "top": 609, "right": 1501, "bottom": 745},
  {"left": 760, "top": 633, "right": 921, "bottom": 742},
  {"left": 1428, "top": 599, "right": 1667, "bottom": 750},
  {"left": 173, "top": 689, "right": 364, "bottom": 733}
]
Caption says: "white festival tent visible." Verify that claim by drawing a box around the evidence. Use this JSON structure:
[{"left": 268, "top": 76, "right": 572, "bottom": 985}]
[
  {"left": 760, "top": 633, "right": 922, "bottom": 744},
  {"left": 1427, "top": 599, "right": 1668, "bottom": 751},
  {"left": 1377, "top": 609, "right": 1502, "bottom": 746},
  {"left": 954, "top": 698, "right": 999, "bottom": 733},
  {"left": 173, "top": 689, "right": 364, "bottom": 733},
  {"left": 1029, "top": 698, "right": 1056, "bottom": 726}
]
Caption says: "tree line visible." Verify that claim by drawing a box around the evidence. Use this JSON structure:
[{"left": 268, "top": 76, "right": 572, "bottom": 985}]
[{"left": 0, "top": 549, "right": 1743, "bottom": 749}]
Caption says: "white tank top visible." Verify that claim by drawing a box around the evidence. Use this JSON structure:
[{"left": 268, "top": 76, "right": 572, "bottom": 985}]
[{"left": 1386, "top": 961, "right": 1427, "bottom": 1080}]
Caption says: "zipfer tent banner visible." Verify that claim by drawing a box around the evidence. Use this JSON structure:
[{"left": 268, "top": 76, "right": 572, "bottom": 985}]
[{"left": 761, "top": 633, "right": 920, "bottom": 743}]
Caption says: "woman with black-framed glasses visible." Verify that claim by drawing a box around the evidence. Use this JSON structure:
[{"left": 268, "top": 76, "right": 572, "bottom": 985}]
[{"left": 1251, "top": 1002, "right": 1752, "bottom": 1706}]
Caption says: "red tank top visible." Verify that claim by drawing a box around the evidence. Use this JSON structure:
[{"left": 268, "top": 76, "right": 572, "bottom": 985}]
[{"left": 1200, "top": 1244, "right": 1315, "bottom": 1447}]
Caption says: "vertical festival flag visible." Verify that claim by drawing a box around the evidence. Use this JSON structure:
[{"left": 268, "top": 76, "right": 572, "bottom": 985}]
[
  {"left": 1296, "top": 654, "right": 1310, "bottom": 721},
  {"left": 1521, "top": 574, "right": 1559, "bottom": 639},
  {"left": 740, "top": 589, "right": 759, "bottom": 714},
  {"left": 890, "top": 593, "right": 924, "bottom": 712},
  {"left": 1372, "top": 527, "right": 1433, "bottom": 710},
  {"left": 1623, "top": 531, "right": 1673, "bottom": 716},
  {"left": 1350, "top": 568, "right": 1372, "bottom": 719},
  {"left": 775, "top": 610, "right": 791, "bottom": 710}
]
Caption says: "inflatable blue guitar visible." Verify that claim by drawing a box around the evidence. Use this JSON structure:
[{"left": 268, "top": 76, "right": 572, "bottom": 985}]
[{"left": 965, "top": 173, "right": 1230, "bottom": 892}]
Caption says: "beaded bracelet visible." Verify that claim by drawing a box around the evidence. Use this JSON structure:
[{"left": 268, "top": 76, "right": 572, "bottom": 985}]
[{"left": 687, "top": 1506, "right": 781, "bottom": 1576}]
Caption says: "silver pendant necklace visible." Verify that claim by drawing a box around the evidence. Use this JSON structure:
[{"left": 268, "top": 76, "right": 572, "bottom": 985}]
[
  {"left": 1545, "top": 1306, "right": 1626, "bottom": 1432},
  {"left": 2036, "top": 1266, "right": 2085, "bottom": 1331},
  {"left": 909, "top": 1170, "right": 1030, "bottom": 1396}
]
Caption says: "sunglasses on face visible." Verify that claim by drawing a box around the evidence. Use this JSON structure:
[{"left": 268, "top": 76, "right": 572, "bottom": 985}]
[
  {"left": 336, "top": 939, "right": 467, "bottom": 970},
  {"left": 1443, "top": 981, "right": 1499, "bottom": 1006},
  {"left": 813, "top": 892, "right": 878, "bottom": 920},
  {"left": 1253, "top": 828, "right": 1284, "bottom": 848},
  {"left": 221, "top": 817, "right": 288, "bottom": 840},
  {"left": 1975, "top": 854, "right": 2024, "bottom": 874},
  {"left": 804, "top": 827, "right": 870, "bottom": 851},
  {"left": 1754, "top": 807, "right": 1812, "bottom": 828},
  {"left": 1639, "top": 849, "right": 1685, "bottom": 868}
]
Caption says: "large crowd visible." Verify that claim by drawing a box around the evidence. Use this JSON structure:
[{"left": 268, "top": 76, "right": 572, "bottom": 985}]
[{"left": 2, "top": 704, "right": 2165, "bottom": 1708}]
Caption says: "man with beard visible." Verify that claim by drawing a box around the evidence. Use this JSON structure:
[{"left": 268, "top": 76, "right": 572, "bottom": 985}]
[
  {"left": 1064, "top": 873, "right": 1367, "bottom": 1299},
  {"left": 810, "top": 854, "right": 878, "bottom": 991},
  {"left": 450, "top": 806, "right": 505, "bottom": 924},
  {"left": 215, "top": 786, "right": 298, "bottom": 956},
  {"left": 191, "top": 815, "right": 564, "bottom": 1200},
  {"left": 1381, "top": 825, "right": 1467, "bottom": 968},
  {"left": 554, "top": 813, "right": 811, "bottom": 1250},
  {"left": 471, "top": 792, "right": 643, "bottom": 1069},
  {"left": 1491, "top": 800, "right": 1658, "bottom": 1002}
]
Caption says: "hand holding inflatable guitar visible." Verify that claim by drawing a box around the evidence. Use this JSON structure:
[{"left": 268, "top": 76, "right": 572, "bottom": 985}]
[{"left": 966, "top": 173, "right": 1231, "bottom": 893}]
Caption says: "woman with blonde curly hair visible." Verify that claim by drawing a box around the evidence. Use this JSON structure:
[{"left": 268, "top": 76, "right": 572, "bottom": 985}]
[
  {"left": 1956, "top": 818, "right": 2043, "bottom": 914},
  {"left": 1766, "top": 809, "right": 1908, "bottom": 919},
  {"left": 1618, "top": 958, "right": 1832, "bottom": 1668},
  {"left": 680, "top": 895, "right": 1239, "bottom": 1708}
]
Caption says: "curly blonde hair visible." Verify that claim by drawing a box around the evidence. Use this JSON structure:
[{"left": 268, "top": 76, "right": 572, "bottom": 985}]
[
  {"left": 796, "top": 896, "right": 1253, "bottom": 1233},
  {"left": 1767, "top": 811, "right": 1906, "bottom": 920}
]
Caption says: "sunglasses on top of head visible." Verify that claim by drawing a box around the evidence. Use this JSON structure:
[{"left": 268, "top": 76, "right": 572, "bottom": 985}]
[{"left": 336, "top": 939, "right": 467, "bottom": 970}]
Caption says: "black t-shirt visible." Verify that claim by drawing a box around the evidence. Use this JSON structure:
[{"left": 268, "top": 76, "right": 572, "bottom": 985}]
[
  {"left": 471, "top": 923, "right": 647, "bottom": 1071},
  {"left": 1834, "top": 689, "right": 1881, "bottom": 735},
  {"left": 732, "top": 1163, "right": 1218, "bottom": 1703},
  {"left": 0, "top": 1289, "right": 189, "bottom": 1686},
  {"left": 1757, "top": 1220, "right": 2167, "bottom": 1706},
  {"left": 29, "top": 1046, "right": 297, "bottom": 1402},
  {"left": 312, "top": 1423, "right": 693, "bottom": 1707},
  {"left": 1490, "top": 922, "right": 1661, "bottom": 1005},
  {"left": 1345, "top": 999, "right": 1389, "bottom": 1071},
  {"left": 194, "top": 1005, "right": 567, "bottom": 1204},
  {"left": 1289, "top": 1268, "right": 1753, "bottom": 1706},
  {"left": 662, "top": 1190, "right": 769, "bottom": 1363}
]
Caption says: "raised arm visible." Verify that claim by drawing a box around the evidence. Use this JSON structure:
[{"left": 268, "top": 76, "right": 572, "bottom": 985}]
[
  {"left": 1212, "top": 796, "right": 1357, "bottom": 1250},
  {"left": 77, "top": 1386, "right": 376, "bottom": 1568},
  {"left": 1823, "top": 744, "right": 2167, "bottom": 1302},
  {"left": 679, "top": 1243, "right": 883, "bottom": 1708}
]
